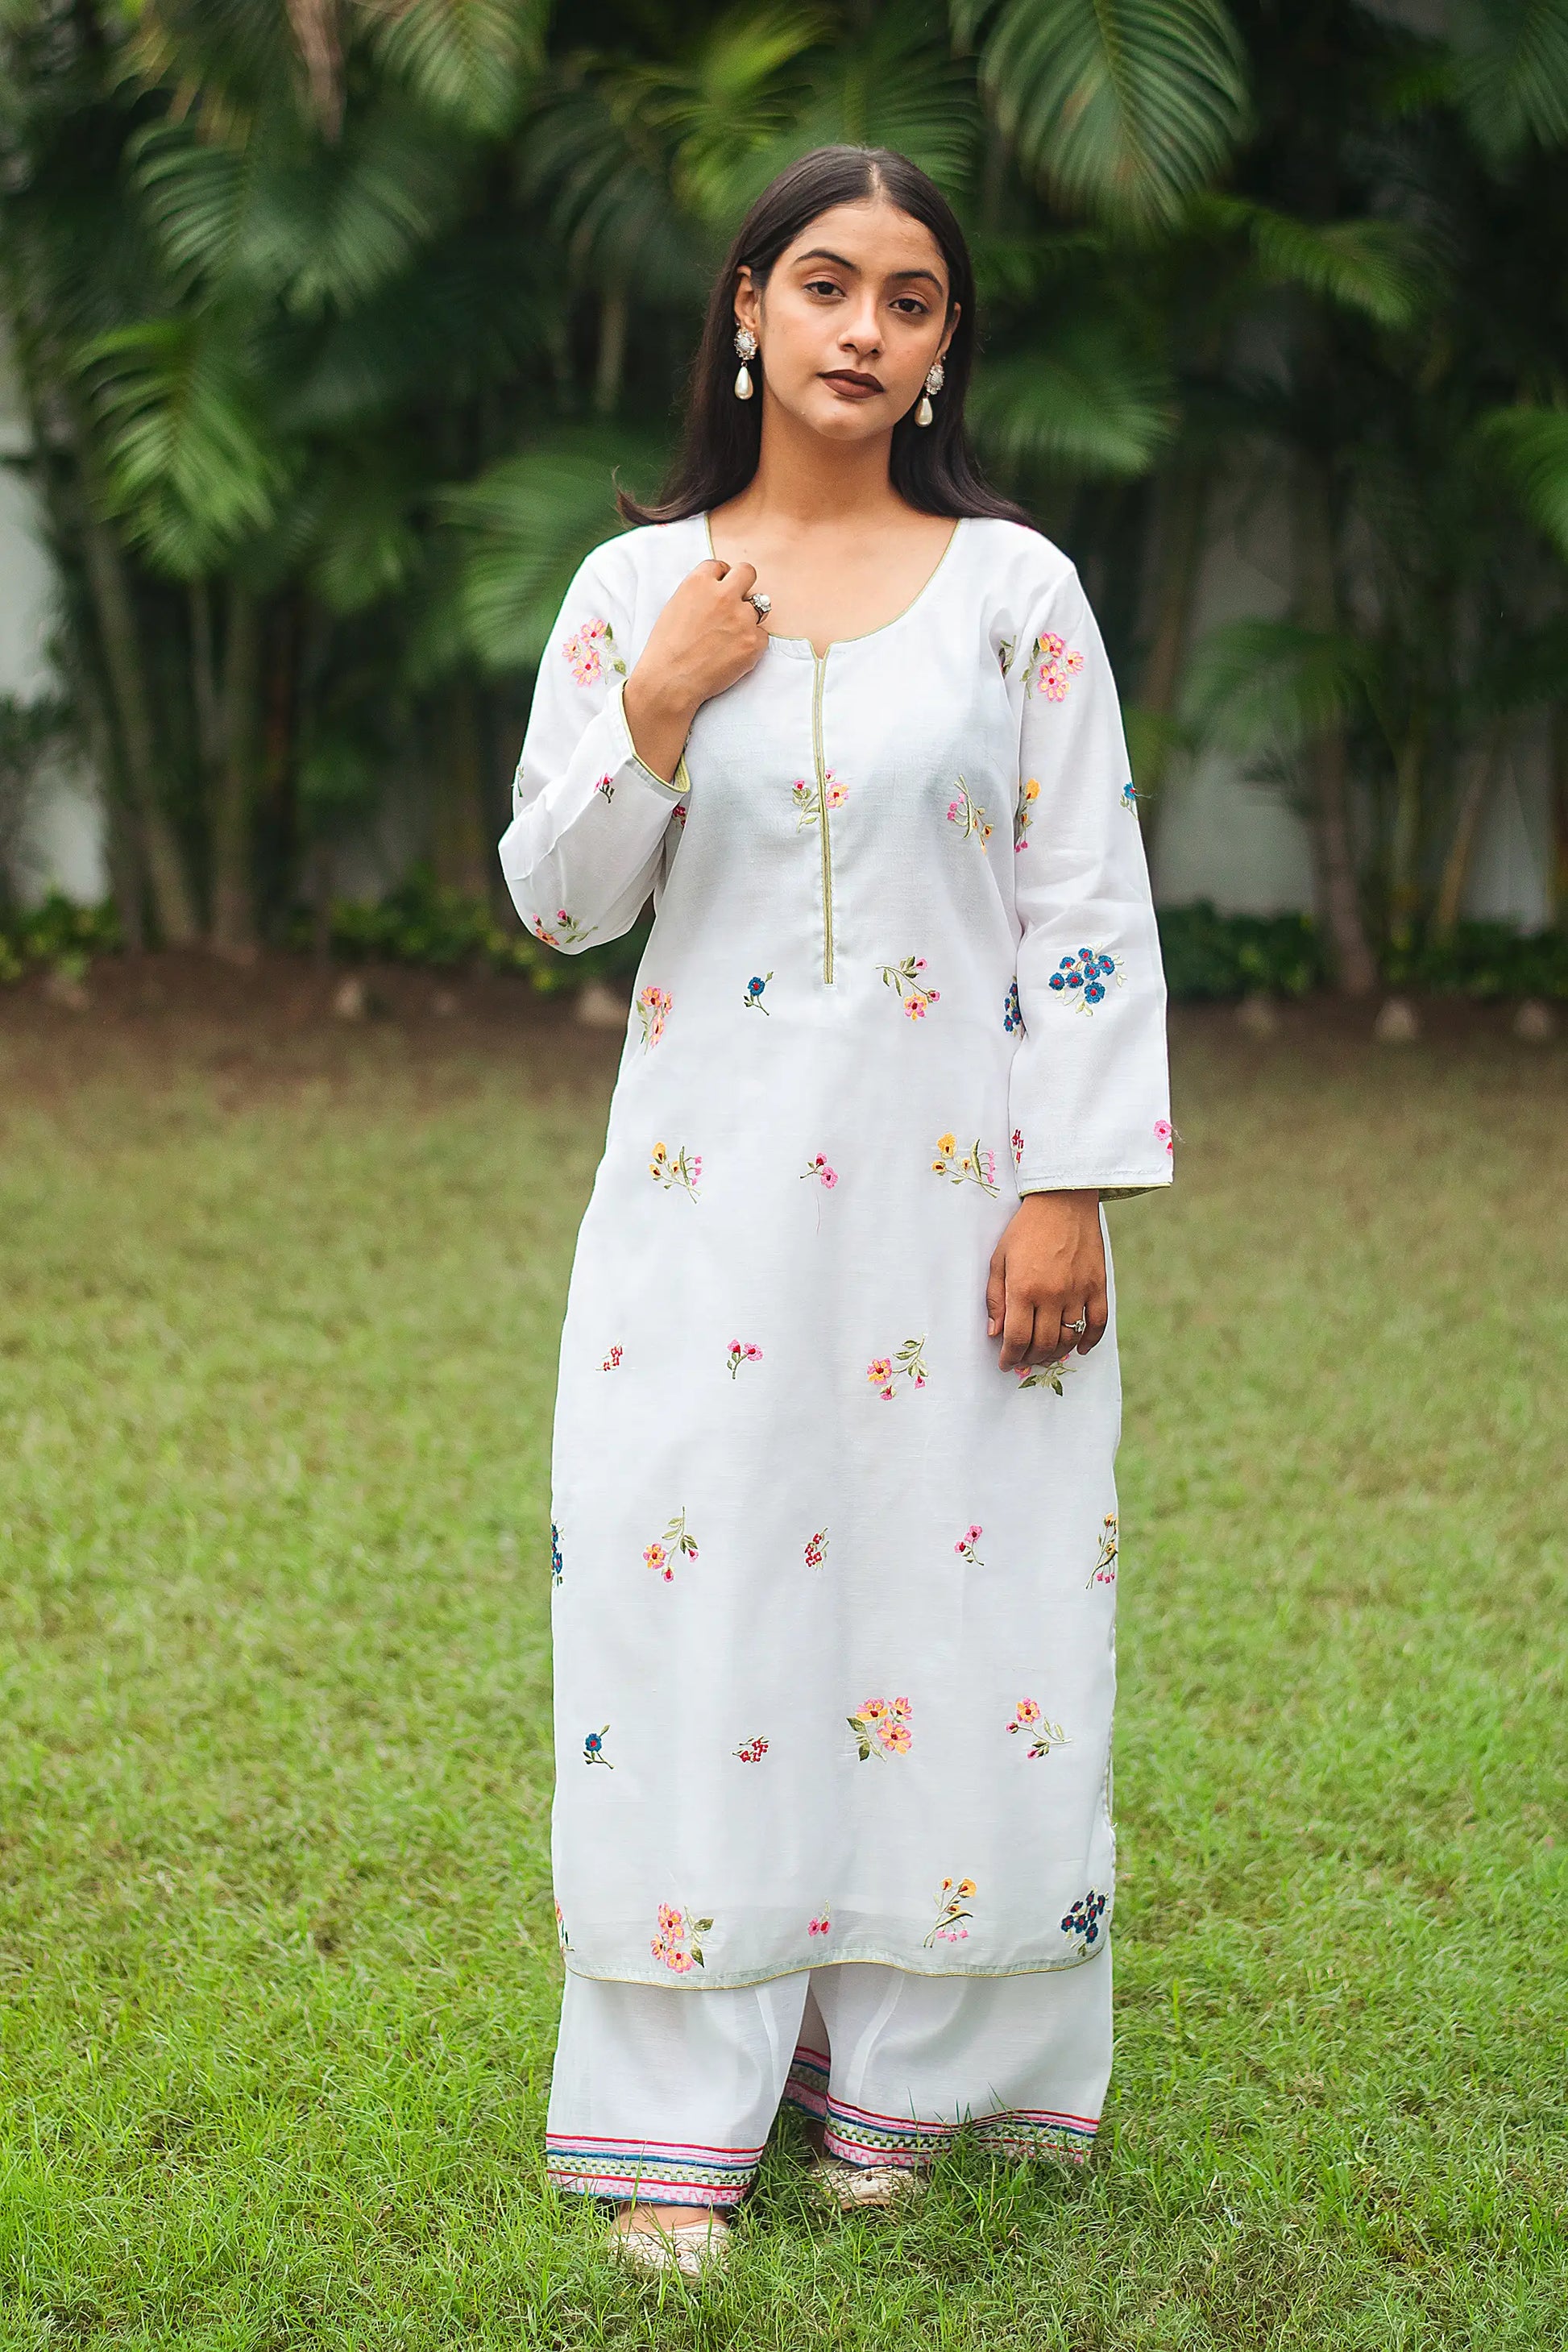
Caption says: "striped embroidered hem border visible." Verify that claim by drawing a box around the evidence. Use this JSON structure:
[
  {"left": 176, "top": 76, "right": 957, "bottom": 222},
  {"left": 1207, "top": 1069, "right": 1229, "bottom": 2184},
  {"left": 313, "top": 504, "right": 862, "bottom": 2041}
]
[
  {"left": 545, "top": 2131, "right": 765, "bottom": 2206},
  {"left": 782, "top": 2044, "right": 1099, "bottom": 2169}
]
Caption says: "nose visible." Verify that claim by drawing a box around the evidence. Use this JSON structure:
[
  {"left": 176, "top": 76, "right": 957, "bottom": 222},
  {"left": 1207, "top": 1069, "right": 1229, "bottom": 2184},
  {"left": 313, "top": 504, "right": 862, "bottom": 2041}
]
[{"left": 838, "top": 297, "right": 882, "bottom": 359}]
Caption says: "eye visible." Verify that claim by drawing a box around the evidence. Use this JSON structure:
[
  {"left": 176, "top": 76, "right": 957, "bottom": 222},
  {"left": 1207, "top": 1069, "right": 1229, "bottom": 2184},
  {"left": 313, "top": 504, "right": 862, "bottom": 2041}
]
[
  {"left": 893, "top": 297, "right": 930, "bottom": 317},
  {"left": 804, "top": 277, "right": 842, "bottom": 298}
]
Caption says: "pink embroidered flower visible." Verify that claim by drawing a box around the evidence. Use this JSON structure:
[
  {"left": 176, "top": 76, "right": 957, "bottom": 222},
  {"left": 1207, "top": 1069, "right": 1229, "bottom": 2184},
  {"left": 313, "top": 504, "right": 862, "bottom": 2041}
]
[
  {"left": 801, "top": 1154, "right": 838, "bottom": 1188},
  {"left": 1155, "top": 1118, "right": 1174, "bottom": 1155},
  {"left": 666, "top": 1947, "right": 696, "bottom": 1973},
  {"left": 635, "top": 982, "right": 672, "bottom": 1049},
  {"left": 803, "top": 1529, "right": 828, "bottom": 1570},
  {"left": 1011, "top": 1126, "right": 1025, "bottom": 1167},
  {"left": 657, "top": 1903, "right": 682, "bottom": 1935},
  {"left": 726, "top": 1341, "right": 763, "bottom": 1379},
  {"left": 866, "top": 1357, "right": 893, "bottom": 1388},
  {"left": 1010, "top": 1699, "right": 1043, "bottom": 1728},
  {"left": 848, "top": 1695, "right": 915, "bottom": 1760},
  {"left": 1009, "top": 1702, "right": 1068, "bottom": 1758},
  {"left": 601, "top": 1343, "right": 623, "bottom": 1371},
  {"left": 808, "top": 1913, "right": 831, "bottom": 1937},
  {"left": 954, "top": 1524, "right": 984, "bottom": 1567},
  {"left": 1031, "top": 633, "right": 1085, "bottom": 702},
  {"left": 733, "top": 1734, "right": 769, "bottom": 1762},
  {"left": 651, "top": 1903, "right": 711, "bottom": 1969},
  {"left": 869, "top": 1334, "right": 928, "bottom": 1395},
  {"left": 1088, "top": 1514, "right": 1118, "bottom": 1588},
  {"left": 644, "top": 1541, "right": 670, "bottom": 1580},
  {"left": 562, "top": 614, "right": 623, "bottom": 690}
]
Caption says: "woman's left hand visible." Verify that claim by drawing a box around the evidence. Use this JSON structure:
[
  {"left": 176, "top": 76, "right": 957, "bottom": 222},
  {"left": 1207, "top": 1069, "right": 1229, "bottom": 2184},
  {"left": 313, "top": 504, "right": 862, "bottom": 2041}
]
[{"left": 986, "top": 1190, "right": 1107, "bottom": 1371}]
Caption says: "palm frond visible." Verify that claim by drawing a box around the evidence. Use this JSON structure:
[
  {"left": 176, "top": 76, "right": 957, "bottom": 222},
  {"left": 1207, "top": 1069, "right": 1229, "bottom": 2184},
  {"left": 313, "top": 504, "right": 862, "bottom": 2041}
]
[
  {"left": 1190, "top": 196, "right": 1429, "bottom": 328},
  {"left": 1480, "top": 404, "right": 1568, "bottom": 558},
  {"left": 979, "top": 0, "right": 1250, "bottom": 231},
  {"left": 1449, "top": 0, "right": 1568, "bottom": 161},
  {"left": 76, "top": 313, "right": 297, "bottom": 575},
  {"left": 436, "top": 428, "right": 672, "bottom": 670},
  {"left": 1181, "top": 619, "right": 1377, "bottom": 757},
  {"left": 359, "top": 0, "right": 549, "bottom": 137},
  {"left": 967, "top": 323, "right": 1177, "bottom": 479}
]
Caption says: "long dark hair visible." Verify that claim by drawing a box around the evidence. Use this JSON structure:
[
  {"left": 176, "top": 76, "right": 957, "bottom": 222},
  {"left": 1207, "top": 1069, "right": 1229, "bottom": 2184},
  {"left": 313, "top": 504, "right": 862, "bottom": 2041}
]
[{"left": 616, "top": 145, "right": 1035, "bottom": 530}]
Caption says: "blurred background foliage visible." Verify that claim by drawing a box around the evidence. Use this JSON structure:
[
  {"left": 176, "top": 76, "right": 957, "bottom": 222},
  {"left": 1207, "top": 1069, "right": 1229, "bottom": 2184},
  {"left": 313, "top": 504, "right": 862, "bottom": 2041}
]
[{"left": 2, "top": 0, "right": 1567, "bottom": 993}]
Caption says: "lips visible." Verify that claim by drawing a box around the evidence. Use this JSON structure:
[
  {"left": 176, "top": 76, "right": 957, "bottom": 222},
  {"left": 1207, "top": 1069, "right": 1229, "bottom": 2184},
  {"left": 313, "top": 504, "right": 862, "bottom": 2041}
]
[{"left": 822, "top": 371, "right": 882, "bottom": 395}]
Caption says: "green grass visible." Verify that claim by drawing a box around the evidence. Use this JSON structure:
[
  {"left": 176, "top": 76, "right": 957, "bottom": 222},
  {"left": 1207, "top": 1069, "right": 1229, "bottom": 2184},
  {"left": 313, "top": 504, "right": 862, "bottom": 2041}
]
[{"left": 1, "top": 989, "right": 1564, "bottom": 2349}]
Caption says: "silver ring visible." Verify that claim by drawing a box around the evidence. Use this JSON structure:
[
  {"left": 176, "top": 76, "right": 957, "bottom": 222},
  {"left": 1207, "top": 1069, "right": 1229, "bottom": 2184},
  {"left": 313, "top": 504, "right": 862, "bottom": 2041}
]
[
  {"left": 1064, "top": 1313, "right": 1088, "bottom": 1335},
  {"left": 745, "top": 590, "right": 771, "bottom": 618}
]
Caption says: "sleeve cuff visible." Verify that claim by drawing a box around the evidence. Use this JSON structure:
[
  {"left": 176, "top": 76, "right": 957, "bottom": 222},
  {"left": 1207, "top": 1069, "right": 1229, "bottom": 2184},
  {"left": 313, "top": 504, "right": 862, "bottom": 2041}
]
[{"left": 608, "top": 677, "right": 691, "bottom": 800}]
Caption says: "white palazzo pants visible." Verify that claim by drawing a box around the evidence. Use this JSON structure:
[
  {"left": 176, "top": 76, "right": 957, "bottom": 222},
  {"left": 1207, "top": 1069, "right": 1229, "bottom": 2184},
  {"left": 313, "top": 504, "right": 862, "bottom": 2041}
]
[{"left": 545, "top": 1948, "right": 1112, "bottom": 2206}]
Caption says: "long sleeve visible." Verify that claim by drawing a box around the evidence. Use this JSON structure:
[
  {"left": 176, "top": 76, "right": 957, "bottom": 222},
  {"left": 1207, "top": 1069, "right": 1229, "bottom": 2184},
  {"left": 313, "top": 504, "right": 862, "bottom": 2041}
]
[
  {"left": 497, "top": 543, "right": 690, "bottom": 952},
  {"left": 1006, "top": 561, "right": 1173, "bottom": 1201}
]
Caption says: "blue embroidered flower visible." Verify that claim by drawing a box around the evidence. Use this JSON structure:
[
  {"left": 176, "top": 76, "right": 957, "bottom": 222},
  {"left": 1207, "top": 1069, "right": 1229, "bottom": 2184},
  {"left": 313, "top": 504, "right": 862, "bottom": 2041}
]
[
  {"left": 1002, "top": 976, "right": 1024, "bottom": 1033},
  {"left": 743, "top": 969, "right": 773, "bottom": 1014},
  {"left": 550, "top": 1521, "right": 564, "bottom": 1584},
  {"left": 1060, "top": 1889, "right": 1107, "bottom": 1952},
  {"left": 1122, "top": 777, "right": 1139, "bottom": 812},
  {"left": 583, "top": 1724, "right": 612, "bottom": 1768},
  {"left": 1047, "top": 947, "right": 1122, "bottom": 1014}
]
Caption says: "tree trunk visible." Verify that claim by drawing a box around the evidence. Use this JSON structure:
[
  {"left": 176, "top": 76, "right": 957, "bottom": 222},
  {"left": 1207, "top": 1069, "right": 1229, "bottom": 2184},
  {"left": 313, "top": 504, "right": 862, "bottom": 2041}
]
[
  {"left": 1135, "top": 464, "right": 1209, "bottom": 865},
  {"left": 1431, "top": 724, "right": 1505, "bottom": 941},
  {"left": 209, "top": 583, "right": 261, "bottom": 959},
  {"left": 1388, "top": 711, "right": 1427, "bottom": 952},
  {"left": 79, "top": 515, "right": 200, "bottom": 945},
  {"left": 1551, "top": 703, "right": 1568, "bottom": 930},
  {"left": 1292, "top": 456, "right": 1378, "bottom": 996},
  {"left": 433, "top": 677, "right": 492, "bottom": 902},
  {"left": 595, "top": 283, "right": 628, "bottom": 417}
]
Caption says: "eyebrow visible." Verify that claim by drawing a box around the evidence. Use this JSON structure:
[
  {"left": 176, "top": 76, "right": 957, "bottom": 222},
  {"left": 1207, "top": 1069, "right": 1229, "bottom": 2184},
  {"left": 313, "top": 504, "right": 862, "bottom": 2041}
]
[{"left": 792, "top": 246, "right": 946, "bottom": 293}]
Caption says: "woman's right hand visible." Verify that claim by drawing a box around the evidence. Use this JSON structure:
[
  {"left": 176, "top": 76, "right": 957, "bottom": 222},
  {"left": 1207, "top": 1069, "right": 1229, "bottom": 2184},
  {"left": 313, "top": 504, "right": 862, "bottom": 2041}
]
[{"left": 621, "top": 558, "right": 769, "bottom": 784}]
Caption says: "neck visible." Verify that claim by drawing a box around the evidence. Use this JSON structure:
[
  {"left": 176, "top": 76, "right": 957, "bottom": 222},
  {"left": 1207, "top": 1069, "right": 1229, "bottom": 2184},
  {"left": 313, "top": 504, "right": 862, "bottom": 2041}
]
[{"left": 722, "top": 390, "right": 908, "bottom": 533}]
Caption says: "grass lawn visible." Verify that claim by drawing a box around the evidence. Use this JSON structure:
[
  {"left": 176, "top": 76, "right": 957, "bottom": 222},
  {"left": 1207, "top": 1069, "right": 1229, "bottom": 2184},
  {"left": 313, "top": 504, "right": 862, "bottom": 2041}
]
[{"left": 1, "top": 964, "right": 1564, "bottom": 2350}]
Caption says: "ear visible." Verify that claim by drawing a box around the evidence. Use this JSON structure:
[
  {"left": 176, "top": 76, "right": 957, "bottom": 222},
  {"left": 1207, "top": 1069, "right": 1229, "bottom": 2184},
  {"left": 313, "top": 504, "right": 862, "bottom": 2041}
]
[
  {"left": 734, "top": 264, "right": 761, "bottom": 337},
  {"left": 937, "top": 301, "right": 960, "bottom": 363}
]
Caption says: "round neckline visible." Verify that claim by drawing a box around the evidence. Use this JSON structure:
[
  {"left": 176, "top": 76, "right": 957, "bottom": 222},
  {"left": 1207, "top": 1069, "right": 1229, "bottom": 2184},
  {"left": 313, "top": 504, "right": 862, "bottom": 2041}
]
[{"left": 699, "top": 512, "right": 968, "bottom": 658}]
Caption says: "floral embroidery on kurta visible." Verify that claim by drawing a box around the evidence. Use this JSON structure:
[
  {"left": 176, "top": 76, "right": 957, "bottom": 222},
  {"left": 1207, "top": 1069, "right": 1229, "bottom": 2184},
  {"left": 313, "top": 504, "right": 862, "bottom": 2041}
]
[
  {"left": 877, "top": 953, "right": 940, "bottom": 1018},
  {"left": 550, "top": 1521, "right": 563, "bottom": 1584},
  {"left": 644, "top": 1508, "right": 698, "bottom": 1582},
  {"left": 1155, "top": 1118, "right": 1173, "bottom": 1155},
  {"left": 649, "top": 1139, "right": 701, "bottom": 1197},
  {"left": 600, "top": 1342, "right": 623, "bottom": 1371},
  {"left": 848, "top": 1695, "right": 913, "bottom": 1760},
  {"left": 1018, "top": 1354, "right": 1073, "bottom": 1393},
  {"left": 1061, "top": 1889, "right": 1107, "bottom": 1956},
  {"left": 1002, "top": 977, "right": 1024, "bottom": 1032},
  {"left": 635, "top": 983, "right": 672, "bottom": 1047},
  {"left": 583, "top": 1724, "right": 612, "bottom": 1767},
  {"left": 1014, "top": 776, "right": 1039, "bottom": 850},
  {"left": 1010, "top": 1126, "right": 1025, "bottom": 1168},
  {"left": 1049, "top": 947, "right": 1123, "bottom": 1011},
  {"left": 563, "top": 615, "right": 627, "bottom": 687},
  {"left": 1122, "top": 776, "right": 1139, "bottom": 812},
  {"left": 652, "top": 1903, "right": 710, "bottom": 1971},
  {"left": 743, "top": 971, "right": 773, "bottom": 1013},
  {"left": 532, "top": 906, "right": 591, "bottom": 948},
  {"left": 554, "top": 1898, "right": 568, "bottom": 1951},
  {"left": 1008, "top": 1699, "right": 1068, "bottom": 1759},
  {"left": 954, "top": 1523, "right": 984, "bottom": 1567},
  {"left": 792, "top": 770, "right": 848, "bottom": 828},
  {"left": 1089, "top": 1514, "right": 1118, "bottom": 1587},
  {"left": 801, "top": 1153, "right": 837, "bottom": 1188},
  {"left": 923, "top": 1875, "right": 977, "bottom": 1945},
  {"left": 594, "top": 772, "right": 615, "bottom": 804},
  {"left": 1027, "top": 632, "right": 1085, "bottom": 702},
  {"left": 726, "top": 1340, "right": 762, "bottom": 1378},
  {"left": 867, "top": 1335, "right": 928, "bottom": 1396},
  {"left": 803, "top": 1528, "right": 828, "bottom": 1570},
  {"left": 945, "top": 777, "right": 993, "bottom": 846},
  {"left": 931, "top": 1132, "right": 999, "bottom": 1195},
  {"left": 733, "top": 1734, "right": 769, "bottom": 1762},
  {"left": 807, "top": 1910, "right": 831, "bottom": 1936}
]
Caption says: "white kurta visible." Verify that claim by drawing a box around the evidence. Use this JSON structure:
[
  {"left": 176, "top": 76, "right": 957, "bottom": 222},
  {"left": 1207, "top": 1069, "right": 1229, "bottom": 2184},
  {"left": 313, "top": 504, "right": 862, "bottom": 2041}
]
[{"left": 499, "top": 509, "right": 1172, "bottom": 1995}]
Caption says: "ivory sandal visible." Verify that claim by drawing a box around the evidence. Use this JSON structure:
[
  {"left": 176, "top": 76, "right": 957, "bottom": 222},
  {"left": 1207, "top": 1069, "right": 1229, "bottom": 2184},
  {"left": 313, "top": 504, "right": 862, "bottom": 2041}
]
[
  {"left": 807, "top": 2153, "right": 929, "bottom": 2211},
  {"left": 604, "top": 2213, "right": 732, "bottom": 2277}
]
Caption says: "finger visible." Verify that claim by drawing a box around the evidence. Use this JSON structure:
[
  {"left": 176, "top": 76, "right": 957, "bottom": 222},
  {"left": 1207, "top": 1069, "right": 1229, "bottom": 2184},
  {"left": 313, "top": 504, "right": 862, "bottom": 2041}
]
[
  {"left": 1055, "top": 1301, "right": 1088, "bottom": 1357},
  {"left": 999, "top": 1292, "right": 1036, "bottom": 1373},
  {"left": 725, "top": 560, "right": 758, "bottom": 599},
  {"left": 1077, "top": 1284, "right": 1110, "bottom": 1354},
  {"left": 985, "top": 1249, "right": 1006, "bottom": 1338}
]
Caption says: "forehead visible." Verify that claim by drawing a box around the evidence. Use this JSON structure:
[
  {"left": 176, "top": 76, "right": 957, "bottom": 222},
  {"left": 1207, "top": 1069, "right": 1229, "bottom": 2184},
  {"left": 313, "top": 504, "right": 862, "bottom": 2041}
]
[{"left": 777, "top": 199, "right": 949, "bottom": 291}]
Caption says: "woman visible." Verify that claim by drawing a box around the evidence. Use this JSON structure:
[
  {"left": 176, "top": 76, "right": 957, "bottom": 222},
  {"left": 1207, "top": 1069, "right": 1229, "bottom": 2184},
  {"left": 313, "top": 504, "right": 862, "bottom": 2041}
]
[{"left": 499, "top": 143, "right": 1173, "bottom": 2277}]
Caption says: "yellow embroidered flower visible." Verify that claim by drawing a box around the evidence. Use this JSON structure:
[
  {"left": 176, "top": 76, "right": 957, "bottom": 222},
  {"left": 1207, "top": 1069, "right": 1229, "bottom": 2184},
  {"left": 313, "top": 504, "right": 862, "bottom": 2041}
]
[{"left": 937, "top": 1130, "right": 956, "bottom": 1153}]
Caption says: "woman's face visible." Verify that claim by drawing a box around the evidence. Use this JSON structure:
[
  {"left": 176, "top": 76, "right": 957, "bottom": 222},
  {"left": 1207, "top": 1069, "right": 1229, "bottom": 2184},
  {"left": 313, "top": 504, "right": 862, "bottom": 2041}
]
[{"left": 735, "top": 197, "right": 957, "bottom": 445}]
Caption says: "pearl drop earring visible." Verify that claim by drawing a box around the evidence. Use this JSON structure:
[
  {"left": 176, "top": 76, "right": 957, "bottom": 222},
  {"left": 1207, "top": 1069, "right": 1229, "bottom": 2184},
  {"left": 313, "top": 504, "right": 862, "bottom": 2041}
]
[
  {"left": 915, "top": 358, "right": 944, "bottom": 428},
  {"left": 733, "top": 324, "right": 757, "bottom": 400}
]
